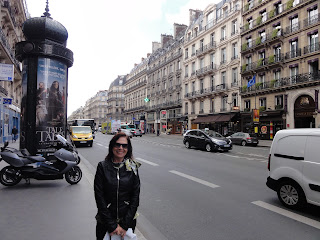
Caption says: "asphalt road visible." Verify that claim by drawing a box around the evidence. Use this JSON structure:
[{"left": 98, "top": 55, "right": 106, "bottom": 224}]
[{"left": 79, "top": 133, "right": 320, "bottom": 240}]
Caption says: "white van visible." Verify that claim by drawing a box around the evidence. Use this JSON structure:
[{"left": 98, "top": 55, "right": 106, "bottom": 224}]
[{"left": 267, "top": 128, "right": 320, "bottom": 209}]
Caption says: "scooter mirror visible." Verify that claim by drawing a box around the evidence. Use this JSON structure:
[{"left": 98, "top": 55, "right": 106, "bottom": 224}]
[{"left": 4, "top": 141, "right": 9, "bottom": 148}]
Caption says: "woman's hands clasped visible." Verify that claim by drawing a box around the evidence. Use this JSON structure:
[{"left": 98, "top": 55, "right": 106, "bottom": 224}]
[{"left": 110, "top": 224, "right": 127, "bottom": 238}]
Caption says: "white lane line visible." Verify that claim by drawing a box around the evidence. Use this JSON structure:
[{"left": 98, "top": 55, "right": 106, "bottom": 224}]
[
  {"left": 223, "top": 153, "right": 266, "bottom": 161},
  {"left": 252, "top": 201, "right": 320, "bottom": 230},
  {"left": 135, "top": 157, "right": 159, "bottom": 166},
  {"left": 96, "top": 143, "right": 108, "bottom": 148},
  {"left": 169, "top": 170, "right": 220, "bottom": 189}
]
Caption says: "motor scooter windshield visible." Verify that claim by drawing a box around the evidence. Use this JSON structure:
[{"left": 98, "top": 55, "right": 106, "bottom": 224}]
[{"left": 56, "top": 134, "right": 68, "bottom": 145}]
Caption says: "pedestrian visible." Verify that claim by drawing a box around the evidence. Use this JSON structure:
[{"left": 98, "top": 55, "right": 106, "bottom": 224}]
[
  {"left": 11, "top": 126, "right": 18, "bottom": 142},
  {"left": 94, "top": 132, "right": 141, "bottom": 240}
]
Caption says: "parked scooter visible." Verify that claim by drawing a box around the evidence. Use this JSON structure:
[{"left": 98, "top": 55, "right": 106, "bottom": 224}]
[{"left": 0, "top": 134, "right": 82, "bottom": 186}]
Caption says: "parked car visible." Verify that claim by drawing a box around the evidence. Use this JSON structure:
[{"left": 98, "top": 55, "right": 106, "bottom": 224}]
[
  {"left": 227, "top": 132, "right": 259, "bottom": 146},
  {"left": 121, "top": 129, "right": 133, "bottom": 138},
  {"left": 267, "top": 129, "right": 320, "bottom": 209},
  {"left": 131, "top": 129, "right": 142, "bottom": 137},
  {"left": 183, "top": 129, "right": 232, "bottom": 152}
]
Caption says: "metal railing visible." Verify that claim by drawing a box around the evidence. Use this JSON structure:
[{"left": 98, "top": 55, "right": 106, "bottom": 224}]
[
  {"left": 303, "top": 13, "right": 320, "bottom": 27},
  {"left": 304, "top": 43, "right": 320, "bottom": 54}
]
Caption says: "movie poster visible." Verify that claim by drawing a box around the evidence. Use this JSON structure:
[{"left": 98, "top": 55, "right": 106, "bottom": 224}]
[
  {"left": 20, "top": 59, "right": 28, "bottom": 149},
  {"left": 36, "top": 58, "right": 67, "bottom": 154}
]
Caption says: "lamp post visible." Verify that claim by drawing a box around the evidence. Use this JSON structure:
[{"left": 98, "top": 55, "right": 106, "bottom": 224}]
[{"left": 224, "top": 94, "right": 233, "bottom": 135}]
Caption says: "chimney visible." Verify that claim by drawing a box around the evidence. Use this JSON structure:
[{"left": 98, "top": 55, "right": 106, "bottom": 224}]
[
  {"left": 134, "top": 63, "right": 138, "bottom": 67},
  {"left": 152, "top": 42, "right": 161, "bottom": 52},
  {"left": 161, "top": 34, "right": 173, "bottom": 48},
  {"left": 141, "top": 57, "right": 145, "bottom": 62},
  {"left": 147, "top": 53, "right": 151, "bottom": 57},
  {"left": 189, "top": 9, "right": 202, "bottom": 25},
  {"left": 173, "top": 23, "right": 188, "bottom": 39}
]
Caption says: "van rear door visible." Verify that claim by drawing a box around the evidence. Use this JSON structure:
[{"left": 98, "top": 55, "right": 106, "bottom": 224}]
[{"left": 303, "top": 136, "right": 320, "bottom": 205}]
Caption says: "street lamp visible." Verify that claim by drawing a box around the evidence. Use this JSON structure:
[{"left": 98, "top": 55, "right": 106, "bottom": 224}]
[{"left": 224, "top": 94, "right": 233, "bottom": 135}]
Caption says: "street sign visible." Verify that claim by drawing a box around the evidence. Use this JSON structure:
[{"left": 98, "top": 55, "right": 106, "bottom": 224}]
[
  {"left": 0, "top": 63, "right": 14, "bottom": 81},
  {"left": 3, "top": 98, "right": 12, "bottom": 105}
]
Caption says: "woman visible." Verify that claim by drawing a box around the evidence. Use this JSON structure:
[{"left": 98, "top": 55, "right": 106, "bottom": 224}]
[
  {"left": 94, "top": 133, "right": 141, "bottom": 240},
  {"left": 47, "top": 81, "right": 64, "bottom": 121}
]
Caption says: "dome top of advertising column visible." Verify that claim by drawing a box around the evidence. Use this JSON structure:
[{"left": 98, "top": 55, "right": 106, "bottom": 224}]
[{"left": 22, "top": 1, "right": 68, "bottom": 45}]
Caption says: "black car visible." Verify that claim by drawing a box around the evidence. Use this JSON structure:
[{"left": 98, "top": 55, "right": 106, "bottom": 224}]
[
  {"left": 183, "top": 129, "right": 232, "bottom": 152},
  {"left": 227, "top": 132, "right": 259, "bottom": 146}
]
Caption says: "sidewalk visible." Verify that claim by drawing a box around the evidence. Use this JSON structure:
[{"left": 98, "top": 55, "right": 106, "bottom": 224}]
[
  {"left": 144, "top": 132, "right": 273, "bottom": 148},
  {"left": 0, "top": 140, "right": 147, "bottom": 240}
]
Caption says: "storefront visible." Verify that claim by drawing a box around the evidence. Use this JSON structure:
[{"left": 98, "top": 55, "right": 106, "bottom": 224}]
[
  {"left": 241, "top": 110, "right": 284, "bottom": 140},
  {"left": 192, "top": 113, "right": 241, "bottom": 136}
]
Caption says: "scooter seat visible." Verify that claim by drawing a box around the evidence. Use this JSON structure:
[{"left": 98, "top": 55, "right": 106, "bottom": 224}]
[
  {"left": 21, "top": 158, "right": 33, "bottom": 165},
  {"left": 27, "top": 156, "right": 46, "bottom": 162}
]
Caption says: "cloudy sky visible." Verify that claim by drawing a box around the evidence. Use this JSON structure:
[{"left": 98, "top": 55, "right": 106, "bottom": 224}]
[{"left": 26, "top": 0, "right": 218, "bottom": 116}]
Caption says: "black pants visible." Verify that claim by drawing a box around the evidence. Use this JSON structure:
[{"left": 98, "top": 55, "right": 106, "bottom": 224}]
[{"left": 96, "top": 222, "right": 108, "bottom": 240}]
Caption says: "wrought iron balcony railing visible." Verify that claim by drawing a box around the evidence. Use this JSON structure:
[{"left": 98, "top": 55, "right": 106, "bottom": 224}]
[{"left": 304, "top": 43, "right": 320, "bottom": 55}]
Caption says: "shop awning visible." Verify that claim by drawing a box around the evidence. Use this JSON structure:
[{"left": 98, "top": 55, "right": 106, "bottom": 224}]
[
  {"left": 215, "top": 114, "right": 235, "bottom": 122},
  {"left": 192, "top": 115, "right": 221, "bottom": 124}
]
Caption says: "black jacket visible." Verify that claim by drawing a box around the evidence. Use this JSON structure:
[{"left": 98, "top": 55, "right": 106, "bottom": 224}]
[{"left": 94, "top": 158, "right": 140, "bottom": 233}]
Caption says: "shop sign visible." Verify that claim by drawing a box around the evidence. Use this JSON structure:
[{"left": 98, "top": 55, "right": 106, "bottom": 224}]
[
  {"left": 253, "top": 109, "right": 260, "bottom": 122},
  {"left": 261, "top": 125, "right": 267, "bottom": 134},
  {"left": 0, "top": 63, "right": 14, "bottom": 81}
]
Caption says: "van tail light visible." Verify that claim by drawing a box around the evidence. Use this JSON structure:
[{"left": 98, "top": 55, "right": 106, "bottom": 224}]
[{"left": 268, "top": 154, "right": 271, "bottom": 171}]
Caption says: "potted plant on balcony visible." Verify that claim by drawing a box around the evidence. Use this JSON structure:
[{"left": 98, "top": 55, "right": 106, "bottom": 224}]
[
  {"left": 242, "top": 85, "right": 248, "bottom": 92},
  {"left": 255, "top": 82, "right": 263, "bottom": 89},
  {"left": 256, "top": 36, "right": 262, "bottom": 46},
  {"left": 269, "top": 9, "right": 275, "bottom": 19},
  {"left": 257, "top": 16, "right": 262, "bottom": 25},
  {"left": 244, "top": 3, "right": 249, "bottom": 12},
  {"left": 244, "top": 23, "right": 249, "bottom": 31},
  {"left": 271, "top": 29, "right": 278, "bottom": 39},
  {"left": 270, "top": 79, "right": 277, "bottom": 87},
  {"left": 242, "top": 64, "right": 247, "bottom": 72},
  {"left": 257, "top": 58, "right": 263, "bottom": 67},
  {"left": 259, "top": 106, "right": 266, "bottom": 111},
  {"left": 242, "top": 43, "right": 248, "bottom": 51},
  {"left": 268, "top": 55, "right": 275, "bottom": 64},
  {"left": 287, "top": 0, "right": 294, "bottom": 9}
]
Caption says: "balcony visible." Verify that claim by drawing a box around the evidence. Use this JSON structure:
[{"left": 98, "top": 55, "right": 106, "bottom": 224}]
[
  {"left": 285, "top": 49, "right": 302, "bottom": 60},
  {"left": 195, "top": 64, "right": 218, "bottom": 78},
  {"left": 284, "top": 22, "right": 300, "bottom": 35},
  {"left": 240, "top": 71, "right": 320, "bottom": 96},
  {"left": 196, "top": 41, "right": 216, "bottom": 57},
  {"left": 304, "top": 43, "right": 320, "bottom": 55},
  {"left": 216, "top": 83, "right": 227, "bottom": 91},
  {"left": 303, "top": 13, "right": 320, "bottom": 28},
  {"left": 241, "top": 54, "right": 284, "bottom": 74}
]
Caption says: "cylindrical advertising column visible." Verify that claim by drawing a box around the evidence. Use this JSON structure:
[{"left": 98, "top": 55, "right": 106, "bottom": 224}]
[{"left": 16, "top": 8, "right": 73, "bottom": 156}]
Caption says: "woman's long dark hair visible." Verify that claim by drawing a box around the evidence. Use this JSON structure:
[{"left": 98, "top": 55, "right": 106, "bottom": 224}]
[{"left": 105, "top": 133, "right": 133, "bottom": 161}]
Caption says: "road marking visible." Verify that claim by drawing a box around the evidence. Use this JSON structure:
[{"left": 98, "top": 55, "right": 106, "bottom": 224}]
[
  {"left": 96, "top": 142, "right": 108, "bottom": 148},
  {"left": 223, "top": 153, "right": 266, "bottom": 161},
  {"left": 169, "top": 170, "right": 220, "bottom": 189},
  {"left": 136, "top": 157, "right": 159, "bottom": 166},
  {"left": 252, "top": 201, "right": 320, "bottom": 230}
]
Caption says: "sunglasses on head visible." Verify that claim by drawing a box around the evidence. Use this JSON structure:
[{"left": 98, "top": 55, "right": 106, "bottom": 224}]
[{"left": 114, "top": 143, "right": 128, "bottom": 149}]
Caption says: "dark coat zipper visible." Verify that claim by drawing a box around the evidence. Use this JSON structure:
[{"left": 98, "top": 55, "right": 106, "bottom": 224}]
[{"left": 116, "top": 168, "right": 120, "bottom": 221}]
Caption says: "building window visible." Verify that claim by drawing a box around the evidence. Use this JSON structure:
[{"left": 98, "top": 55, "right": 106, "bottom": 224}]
[
  {"left": 200, "top": 79, "right": 204, "bottom": 92},
  {"left": 290, "top": 65, "right": 299, "bottom": 77},
  {"left": 185, "top": 102, "right": 188, "bottom": 114},
  {"left": 210, "top": 53, "right": 215, "bottom": 67},
  {"left": 275, "top": 95, "right": 283, "bottom": 108},
  {"left": 192, "top": 81, "right": 195, "bottom": 92},
  {"left": 185, "top": 48, "right": 189, "bottom": 59},
  {"left": 232, "top": 68, "right": 238, "bottom": 83},
  {"left": 178, "top": 60, "right": 181, "bottom": 70},
  {"left": 185, "top": 84, "right": 188, "bottom": 94},
  {"left": 261, "top": 10, "right": 267, "bottom": 23},
  {"left": 221, "top": 26, "right": 226, "bottom": 41},
  {"left": 290, "top": 40, "right": 298, "bottom": 57},
  {"left": 231, "top": 94, "right": 237, "bottom": 108},
  {"left": 222, "top": 95, "right": 227, "bottom": 110},
  {"left": 247, "top": 37, "right": 252, "bottom": 48},
  {"left": 308, "top": 6, "right": 318, "bottom": 25},
  {"left": 192, "top": 62, "right": 196, "bottom": 75},
  {"left": 275, "top": 2, "right": 283, "bottom": 15},
  {"left": 232, "top": 43, "right": 237, "bottom": 59},
  {"left": 192, "top": 44, "right": 196, "bottom": 56},
  {"left": 221, "top": 48, "right": 226, "bottom": 64},
  {"left": 191, "top": 102, "right": 195, "bottom": 114},
  {"left": 259, "top": 98, "right": 266, "bottom": 109},
  {"left": 185, "top": 65, "right": 189, "bottom": 77},
  {"left": 221, "top": 71, "right": 226, "bottom": 85},
  {"left": 200, "top": 39, "right": 204, "bottom": 50},
  {"left": 274, "top": 70, "right": 281, "bottom": 80},
  {"left": 211, "top": 75, "right": 215, "bottom": 90},
  {"left": 211, "top": 33, "right": 215, "bottom": 43},
  {"left": 200, "top": 58, "right": 204, "bottom": 69},
  {"left": 231, "top": 20, "right": 237, "bottom": 35},
  {"left": 259, "top": 30, "right": 266, "bottom": 43},
  {"left": 200, "top": 100, "right": 204, "bottom": 113},
  {"left": 245, "top": 100, "right": 251, "bottom": 110},
  {"left": 308, "top": 32, "right": 318, "bottom": 52},
  {"left": 210, "top": 98, "right": 215, "bottom": 112},
  {"left": 290, "top": 16, "right": 299, "bottom": 33}
]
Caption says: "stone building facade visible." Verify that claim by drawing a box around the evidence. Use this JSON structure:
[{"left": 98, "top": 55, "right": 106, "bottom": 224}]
[
  {"left": 240, "top": 0, "right": 319, "bottom": 139},
  {"left": 183, "top": 0, "right": 242, "bottom": 135},
  {"left": 0, "top": 0, "right": 28, "bottom": 142},
  {"left": 124, "top": 56, "right": 149, "bottom": 129},
  {"left": 146, "top": 23, "right": 187, "bottom": 134},
  {"left": 106, "top": 75, "right": 126, "bottom": 122}
]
